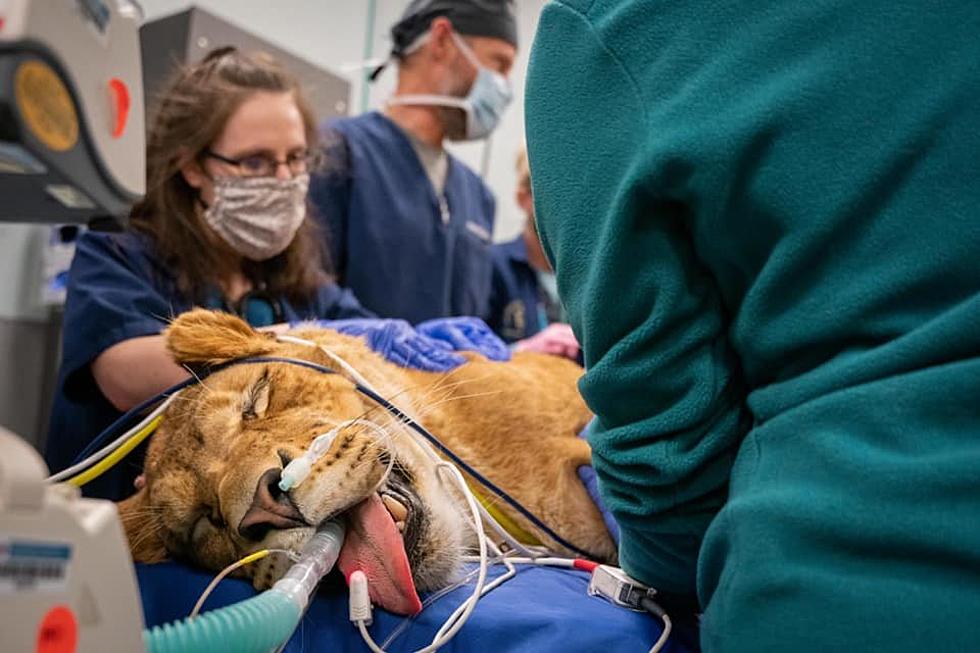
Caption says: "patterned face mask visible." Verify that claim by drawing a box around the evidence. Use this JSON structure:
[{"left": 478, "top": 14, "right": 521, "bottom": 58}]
[{"left": 202, "top": 173, "right": 310, "bottom": 261}]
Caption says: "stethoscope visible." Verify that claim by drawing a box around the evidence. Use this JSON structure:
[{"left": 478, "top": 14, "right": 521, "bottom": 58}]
[{"left": 217, "top": 287, "right": 285, "bottom": 327}]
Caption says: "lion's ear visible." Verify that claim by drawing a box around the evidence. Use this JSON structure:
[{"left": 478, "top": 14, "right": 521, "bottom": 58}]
[
  {"left": 165, "top": 309, "right": 277, "bottom": 367},
  {"left": 116, "top": 489, "right": 168, "bottom": 564}
]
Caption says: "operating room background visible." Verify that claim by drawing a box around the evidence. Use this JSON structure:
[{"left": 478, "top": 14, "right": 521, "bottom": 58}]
[
  {"left": 0, "top": 0, "right": 547, "bottom": 450},
  {"left": 139, "top": 0, "right": 546, "bottom": 241}
]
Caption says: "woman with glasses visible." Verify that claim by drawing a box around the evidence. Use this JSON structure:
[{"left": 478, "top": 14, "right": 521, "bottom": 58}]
[{"left": 44, "top": 49, "right": 374, "bottom": 500}]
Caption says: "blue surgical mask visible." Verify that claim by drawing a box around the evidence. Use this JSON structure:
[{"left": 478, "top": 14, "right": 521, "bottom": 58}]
[{"left": 388, "top": 32, "right": 513, "bottom": 141}]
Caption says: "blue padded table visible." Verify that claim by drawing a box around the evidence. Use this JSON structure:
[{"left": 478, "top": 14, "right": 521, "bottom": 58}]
[{"left": 138, "top": 561, "right": 698, "bottom": 652}]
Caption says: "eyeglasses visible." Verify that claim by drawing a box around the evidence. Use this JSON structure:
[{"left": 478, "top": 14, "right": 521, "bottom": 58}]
[{"left": 204, "top": 149, "right": 314, "bottom": 178}]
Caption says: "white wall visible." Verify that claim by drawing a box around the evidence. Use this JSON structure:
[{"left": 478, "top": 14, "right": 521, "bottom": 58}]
[
  {"left": 0, "top": 225, "right": 46, "bottom": 321},
  {"left": 138, "top": 0, "right": 546, "bottom": 241}
]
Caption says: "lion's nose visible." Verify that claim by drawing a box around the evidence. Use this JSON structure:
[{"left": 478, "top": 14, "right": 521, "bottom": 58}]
[{"left": 238, "top": 468, "right": 308, "bottom": 541}]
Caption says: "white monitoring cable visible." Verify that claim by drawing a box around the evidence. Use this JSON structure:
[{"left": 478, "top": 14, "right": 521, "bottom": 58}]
[
  {"left": 639, "top": 597, "right": 672, "bottom": 653},
  {"left": 275, "top": 332, "right": 567, "bottom": 650},
  {"left": 378, "top": 547, "right": 516, "bottom": 650},
  {"left": 352, "top": 461, "right": 490, "bottom": 653},
  {"left": 428, "top": 539, "right": 517, "bottom": 646},
  {"left": 47, "top": 393, "right": 180, "bottom": 483},
  {"left": 277, "top": 334, "right": 452, "bottom": 472},
  {"left": 278, "top": 333, "right": 548, "bottom": 559},
  {"left": 189, "top": 548, "right": 300, "bottom": 619},
  {"left": 277, "top": 333, "right": 378, "bottom": 394}
]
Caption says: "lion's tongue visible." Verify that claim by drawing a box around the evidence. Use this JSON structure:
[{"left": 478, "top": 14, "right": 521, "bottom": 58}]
[{"left": 338, "top": 494, "right": 422, "bottom": 615}]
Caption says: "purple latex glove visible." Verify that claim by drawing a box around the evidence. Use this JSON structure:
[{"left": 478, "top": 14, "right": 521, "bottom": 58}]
[
  {"left": 300, "top": 319, "right": 466, "bottom": 372},
  {"left": 416, "top": 317, "right": 512, "bottom": 362}
]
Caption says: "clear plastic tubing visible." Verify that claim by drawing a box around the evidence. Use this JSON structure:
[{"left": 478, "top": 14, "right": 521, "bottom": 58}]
[{"left": 144, "top": 520, "right": 346, "bottom": 653}]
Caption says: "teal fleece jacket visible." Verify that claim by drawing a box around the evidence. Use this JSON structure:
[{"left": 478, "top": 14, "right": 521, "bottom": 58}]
[{"left": 527, "top": 1, "right": 980, "bottom": 650}]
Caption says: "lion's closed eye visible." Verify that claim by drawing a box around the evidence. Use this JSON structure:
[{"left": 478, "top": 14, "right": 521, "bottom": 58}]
[{"left": 241, "top": 373, "right": 271, "bottom": 420}]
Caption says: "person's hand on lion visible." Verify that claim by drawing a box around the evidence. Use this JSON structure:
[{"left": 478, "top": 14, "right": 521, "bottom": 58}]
[
  {"left": 314, "top": 318, "right": 463, "bottom": 371},
  {"left": 514, "top": 323, "right": 580, "bottom": 360},
  {"left": 293, "top": 318, "right": 511, "bottom": 372},
  {"left": 416, "top": 316, "right": 512, "bottom": 362}
]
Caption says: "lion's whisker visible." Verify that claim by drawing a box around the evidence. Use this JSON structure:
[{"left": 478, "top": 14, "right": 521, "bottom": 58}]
[
  {"left": 414, "top": 390, "right": 503, "bottom": 420},
  {"left": 182, "top": 364, "right": 215, "bottom": 396}
]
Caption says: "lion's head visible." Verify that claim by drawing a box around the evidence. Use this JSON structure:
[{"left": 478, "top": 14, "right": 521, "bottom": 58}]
[{"left": 118, "top": 310, "right": 469, "bottom": 614}]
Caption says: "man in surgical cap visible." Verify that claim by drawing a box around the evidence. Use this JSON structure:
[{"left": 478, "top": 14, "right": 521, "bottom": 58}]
[{"left": 309, "top": 0, "right": 518, "bottom": 326}]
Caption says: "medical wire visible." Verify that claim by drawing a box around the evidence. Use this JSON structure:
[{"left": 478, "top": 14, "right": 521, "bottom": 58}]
[
  {"left": 461, "top": 555, "right": 598, "bottom": 572},
  {"left": 48, "top": 393, "right": 178, "bottom": 483},
  {"left": 429, "top": 540, "right": 516, "bottom": 645},
  {"left": 53, "top": 355, "right": 355, "bottom": 480},
  {"left": 278, "top": 334, "right": 376, "bottom": 391},
  {"left": 353, "top": 379, "right": 595, "bottom": 558},
  {"left": 63, "top": 355, "right": 334, "bottom": 468},
  {"left": 278, "top": 337, "right": 517, "bottom": 549},
  {"left": 639, "top": 596, "right": 672, "bottom": 653},
  {"left": 378, "top": 557, "right": 502, "bottom": 650},
  {"left": 69, "top": 375, "right": 199, "bottom": 464},
  {"left": 274, "top": 337, "right": 505, "bottom": 650},
  {"left": 46, "top": 340, "right": 585, "bottom": 648},
  {"left": 64, "top": 415, "right": 162, "bottom": 487},
  {"left": 378, "top": 545, "right": 553, "bottom": 649},
  {"left": 427, "top": 545, "right": 607, "bottom": 645},
  {"left": 353, "top": 461, "right": 489, "bottom": 653},
  {"left": 277, "top": 336, "right": 594, "bottom": 649},
  {"left": 347, "top": 375, "right": 594, "bottom": 557},
  {"left": 189, "top": 548, "right": 300, "bottom": 619},
  {"left": 281, "top": 332, "right": 535, "bottom": 551},
  {"left": 429, "top": 553, "right": 601, "bottom": 644}
]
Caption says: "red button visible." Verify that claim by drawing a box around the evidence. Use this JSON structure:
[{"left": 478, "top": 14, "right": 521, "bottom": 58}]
[
  {"left": 108, "top": 77, "right": 131, "bottom": 139},
  {"left": 37, "top": 605, "right": 78, "bottom": 653}
]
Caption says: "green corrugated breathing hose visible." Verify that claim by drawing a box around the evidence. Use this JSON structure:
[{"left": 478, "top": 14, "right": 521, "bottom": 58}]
[
  {"left": 143, "top": 588, "right": 300, "bottom": 653},
  {"left": 142, "top": 521, "right": 346, "bottom": 653}
]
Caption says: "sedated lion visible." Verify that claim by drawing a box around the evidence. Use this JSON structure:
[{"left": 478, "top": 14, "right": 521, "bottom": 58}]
[{"left": 118, "top": 309, "right": 616, "bottom": 615}]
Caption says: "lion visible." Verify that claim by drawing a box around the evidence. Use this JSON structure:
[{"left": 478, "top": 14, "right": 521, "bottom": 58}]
[{"left": 118, "top": 309, "right": 615, "bottom": 615}]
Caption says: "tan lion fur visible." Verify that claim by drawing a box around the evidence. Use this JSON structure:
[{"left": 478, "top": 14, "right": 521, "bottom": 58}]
[{"left": 118, "top": 309, "right": 615, "bottom": 593}]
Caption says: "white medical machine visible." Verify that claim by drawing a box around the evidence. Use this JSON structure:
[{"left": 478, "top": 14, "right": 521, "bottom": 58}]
[
  {"left": 0, "top": 0, "right": 145, "bottom": 225},
  {"left": 1, "top": 3, "right": 151, "bottom": 651},
  {"left": 0, "top": 427, "right": 146, "bottom": 652}
]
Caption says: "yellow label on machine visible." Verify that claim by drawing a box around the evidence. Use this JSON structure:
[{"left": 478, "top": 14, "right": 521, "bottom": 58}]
[{"left": 14, "top": 60, "right": 79, "bottom": 153}]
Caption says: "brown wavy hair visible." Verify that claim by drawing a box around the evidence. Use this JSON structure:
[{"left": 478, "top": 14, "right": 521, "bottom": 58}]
[{"left": 130, "top": 47, "right": 328, "bottom": 303}]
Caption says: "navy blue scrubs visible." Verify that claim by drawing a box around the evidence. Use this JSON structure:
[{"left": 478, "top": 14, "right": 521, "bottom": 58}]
[
  {"left": 485, "top": 237, "right": 547, "bottom": 343},
  {"left": 45, "top": 230, "right": 369, "bottom": 500},
  {"left": 309, "top": 112, "right": 496, "bottom": 324}
]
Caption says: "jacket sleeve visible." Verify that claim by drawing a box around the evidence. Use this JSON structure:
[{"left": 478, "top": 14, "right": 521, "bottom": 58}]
[
  {"left": 526, "top": 1, "right": 751, "bottom": 598},
  {"left": 61, "top": 232, "right": 175, "bottom": 398}
]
